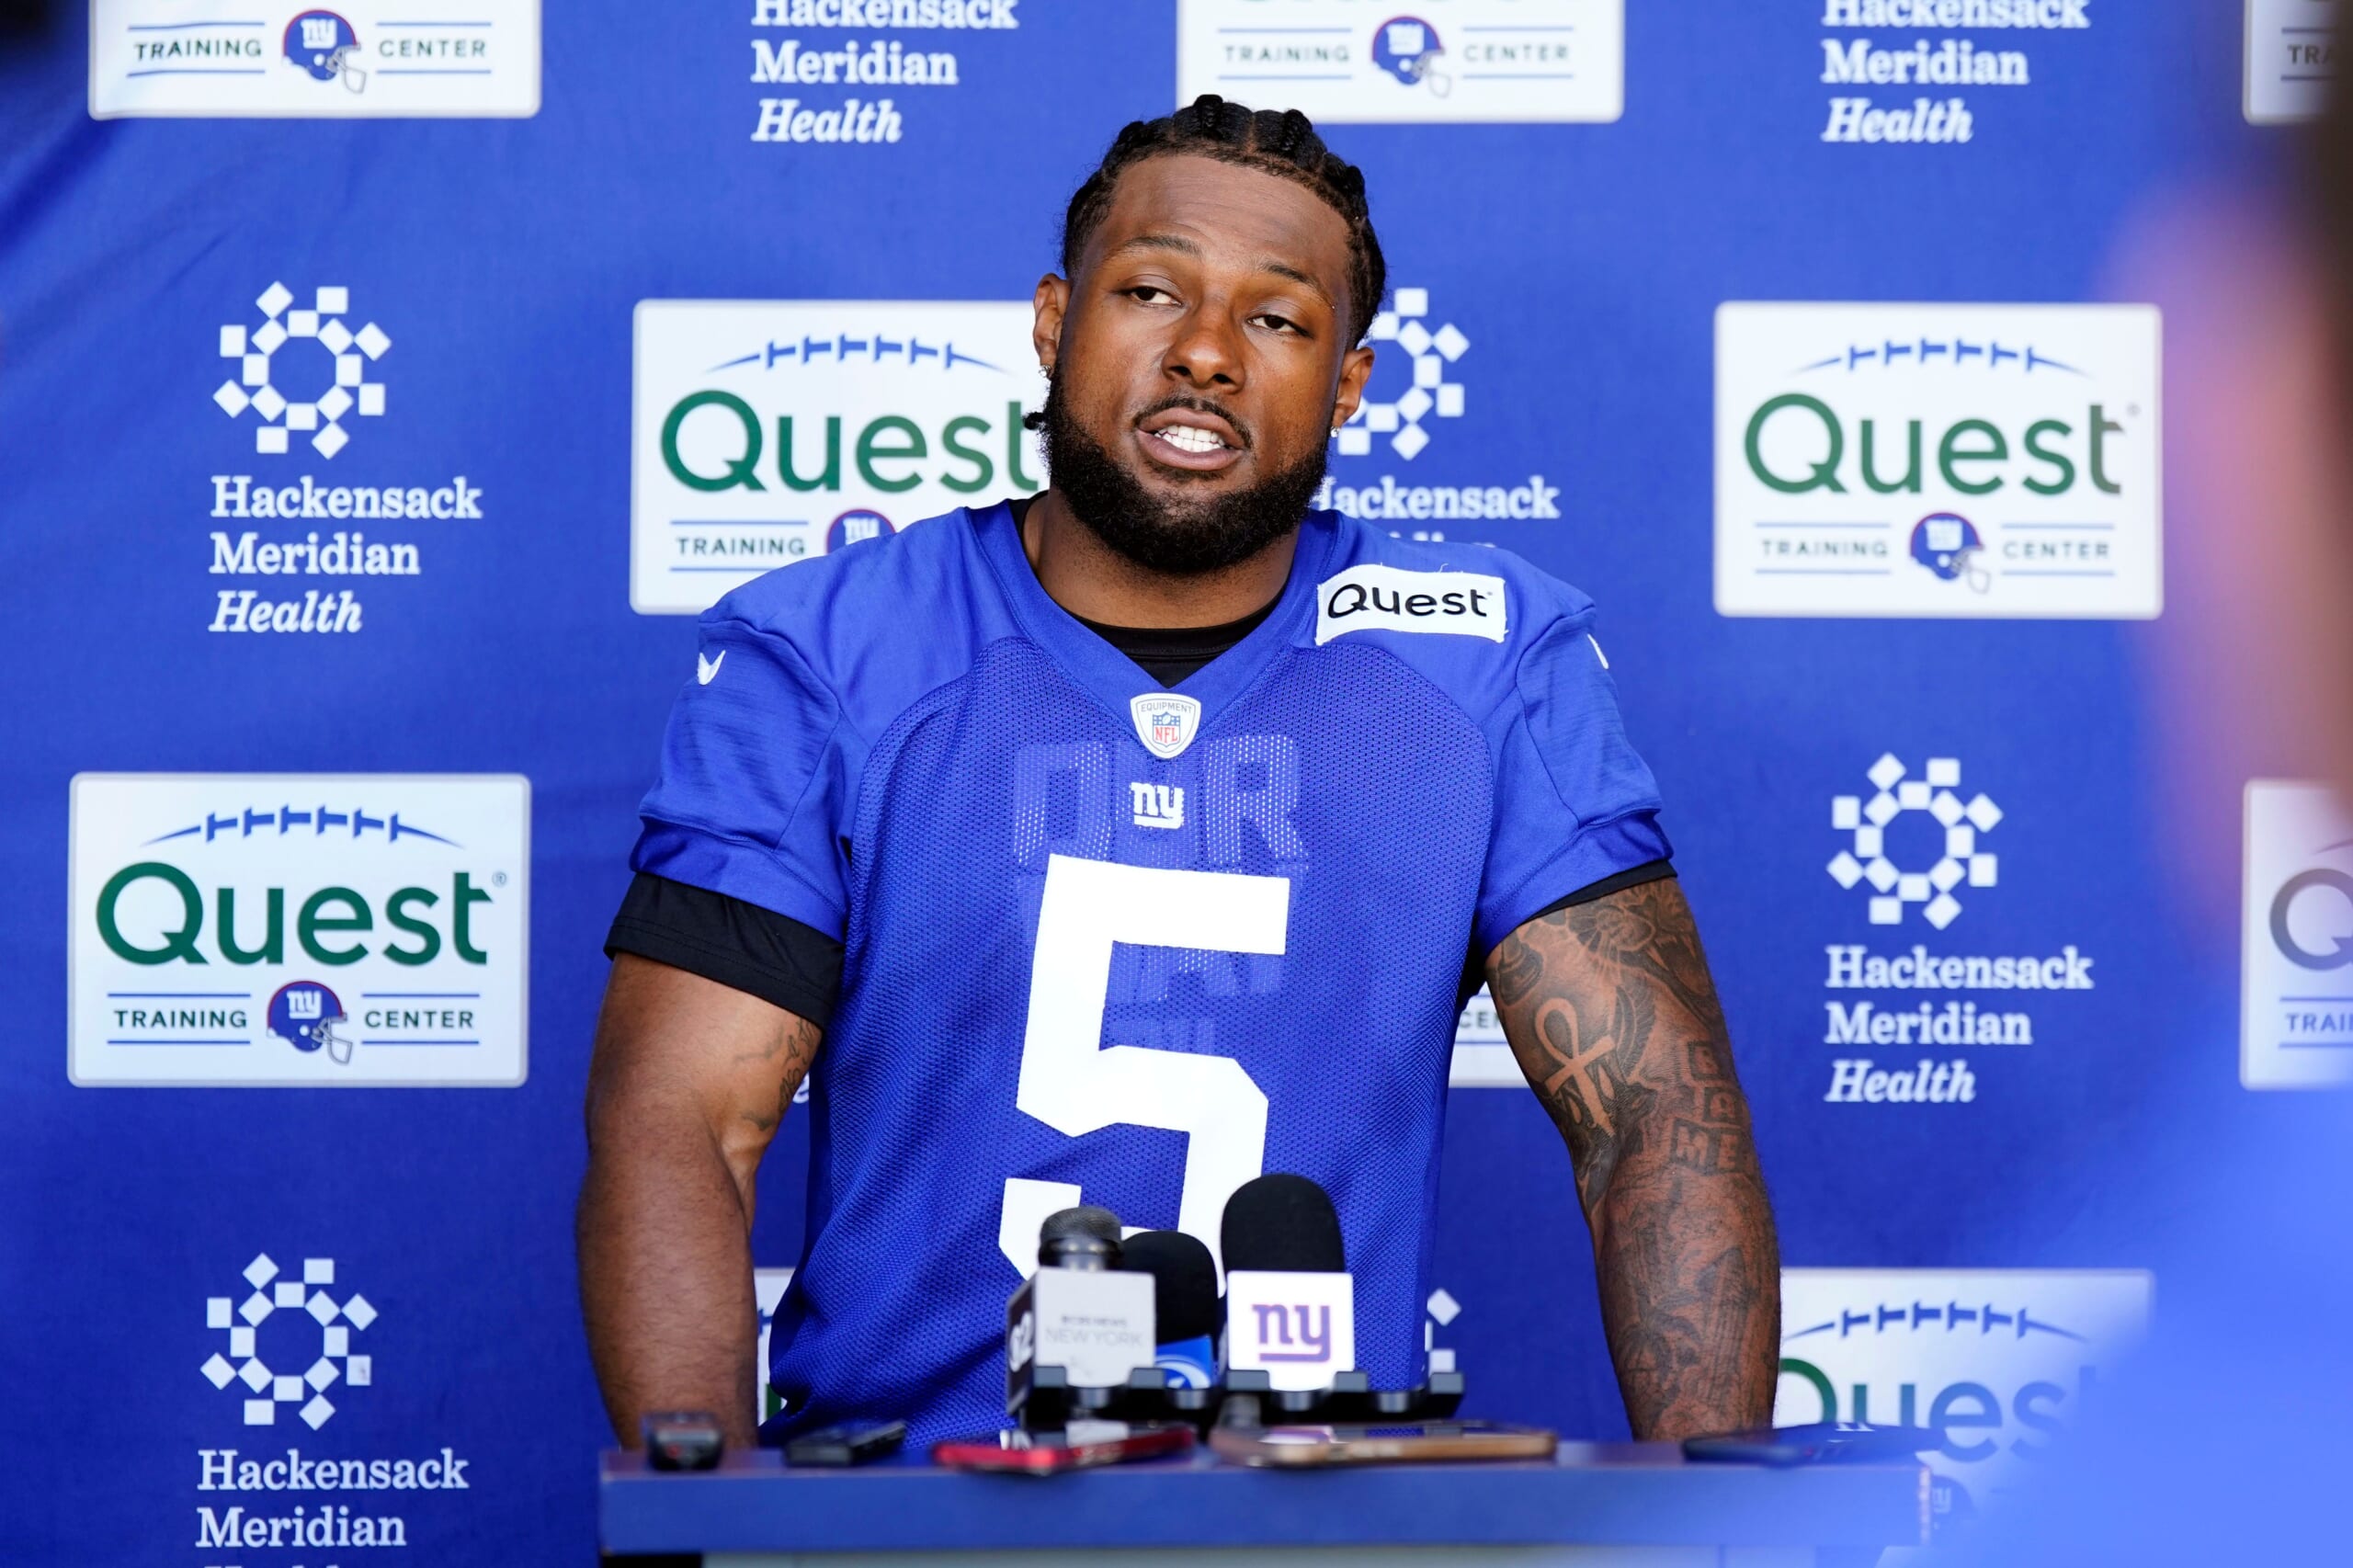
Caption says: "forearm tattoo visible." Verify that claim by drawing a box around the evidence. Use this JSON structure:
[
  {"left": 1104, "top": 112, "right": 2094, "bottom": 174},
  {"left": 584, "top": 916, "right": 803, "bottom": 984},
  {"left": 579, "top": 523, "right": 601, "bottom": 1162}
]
[
  {"left": 1488, "top": 878, "right": 1780, "bottom": 1440},
  {"left": 735, "top": 1015, "right": 822, "bottom": 1137}
]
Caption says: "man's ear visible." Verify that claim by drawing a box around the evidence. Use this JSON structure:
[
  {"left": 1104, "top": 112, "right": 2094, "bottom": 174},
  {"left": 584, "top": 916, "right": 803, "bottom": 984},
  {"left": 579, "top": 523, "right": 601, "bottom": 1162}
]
[
  {"left": 1032, "top": 274, "right": 1070, "bottom": 378},
  {"left": 1330, "top": 343, "right": 1376, "bottom": 431}
]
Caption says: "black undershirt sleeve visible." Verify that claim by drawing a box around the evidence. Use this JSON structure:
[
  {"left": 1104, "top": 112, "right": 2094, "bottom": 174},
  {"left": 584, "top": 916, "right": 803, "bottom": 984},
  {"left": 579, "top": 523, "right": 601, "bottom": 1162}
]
[
  {"left": 605, "top": 872, "right": 845, "bottom": 1027},
  {"left": 609, "top": 860, "right": 1677, "bottom": 1028}
]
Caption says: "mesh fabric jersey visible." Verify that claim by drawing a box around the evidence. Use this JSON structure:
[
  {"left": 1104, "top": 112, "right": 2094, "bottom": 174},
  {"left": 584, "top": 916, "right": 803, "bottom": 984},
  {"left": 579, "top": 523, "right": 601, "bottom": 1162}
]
[{"left": 630, "top": 500, "right": 1669, "bottom": 1443}]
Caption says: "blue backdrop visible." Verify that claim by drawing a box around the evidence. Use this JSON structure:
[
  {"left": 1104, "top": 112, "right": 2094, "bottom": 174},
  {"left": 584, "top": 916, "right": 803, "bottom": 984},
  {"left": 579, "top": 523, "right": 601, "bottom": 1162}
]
[{"left": 0, "top": 1, "right": 2287, "bottom": 1561}]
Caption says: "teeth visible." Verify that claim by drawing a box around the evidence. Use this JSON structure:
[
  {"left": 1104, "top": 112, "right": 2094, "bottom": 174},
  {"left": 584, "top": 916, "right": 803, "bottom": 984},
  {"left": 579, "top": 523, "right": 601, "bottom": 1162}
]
[{"left": 1154, "top": 426, "right": 1226, "bottom": 454}]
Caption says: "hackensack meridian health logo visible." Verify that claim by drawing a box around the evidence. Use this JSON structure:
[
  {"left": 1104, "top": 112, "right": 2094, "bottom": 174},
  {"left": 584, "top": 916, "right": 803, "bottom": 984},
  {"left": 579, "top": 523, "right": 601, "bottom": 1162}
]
[
  {"left": 1176, "top": 0, "right": 1624, "bottom": 124},
  {"left": 1818, "top": 754, "right": 2093, "bottom": 1107},
  {"left": 1828, "top": 753, "right": 2000, "bottom": 930},
  {"left": 1336, "top": 288, "right": 1466, "bottom": 464},
  {"left": 69, "top": 773, "right": 529, "bottom": 1086},
  {"left": 1308, "top": 285, "right": 1565, "bottom": 530},
  {"left": 1777, "top": 1268, "right": 2151, "bottom": 1505},
  {"left": 202, "top": 1255, "right": 376, "bottom": 1428},
  {"left": 216, "top": 283, "right": 388, "bottom": 460},
  {"left": 89, "top": 1, "right": 541, "bottom": 119},
  {"left": 1715, "top": 301, "right": 2162, "bottom": 619},
  {"left": 204, "top": 280, "right": 489, "bottom": 637},
  {"left": 631, "top": 300, "right": 1044, "bottom": 614}
]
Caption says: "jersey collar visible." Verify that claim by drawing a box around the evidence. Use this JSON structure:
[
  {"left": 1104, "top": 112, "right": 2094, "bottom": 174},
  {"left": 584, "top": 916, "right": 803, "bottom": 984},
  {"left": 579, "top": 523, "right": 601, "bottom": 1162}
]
[{"left": 972, "top": 497, "right": 1332, "bottom": 743}]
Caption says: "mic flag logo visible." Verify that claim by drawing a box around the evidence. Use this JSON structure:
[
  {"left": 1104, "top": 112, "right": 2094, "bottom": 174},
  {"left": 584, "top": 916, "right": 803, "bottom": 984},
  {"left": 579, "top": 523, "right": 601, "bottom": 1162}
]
[
  {"left": 200, "top": 1254, "right": 377, "bottom": 1429},
  {"left": 1827, "top": 754, "right": 2001, "bottom": 929},
  {"left": 1223, "top": 1269, "right": 1358, "bottom": 1392},
  {"left": 215, "top": 283, "right": 391, "bottom": 460}
]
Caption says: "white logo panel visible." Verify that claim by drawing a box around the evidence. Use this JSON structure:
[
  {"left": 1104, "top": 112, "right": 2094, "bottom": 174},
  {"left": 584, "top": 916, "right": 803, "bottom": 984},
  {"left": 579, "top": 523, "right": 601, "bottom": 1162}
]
[
  {"left": 91, "top": 1, "right": 541, "bottom": 119},
  {"left": 1224, "top": 1269, "right": 1357, "bottom": 1391},
  {"left": 1448, "top": 983, "right": 1519, "bottom": 1086},
  {"left": 2245, "top": 0, "right": 2339, "bottom": 123},
  {"left": 1716, "top": 302, "right": 2162, "bottom": 620},
  {"left": 1315, "top": 564, "right": 1506, "bottom": 644},
  {"left": 2242, "top": 779, "right": 2353, "bottom": 1088},
  {"left": 70, "top": 773, "right": 529, "bottom": 1086},
  {"left": 631, "top": 300, "right": 1043, "bottom": 614},
  {"left": 1177, "top": 0, "right": 1622, "bottom": 124},
  {"left": 1778, "top": 1269, "right": 2150, "bottom": 1505}
]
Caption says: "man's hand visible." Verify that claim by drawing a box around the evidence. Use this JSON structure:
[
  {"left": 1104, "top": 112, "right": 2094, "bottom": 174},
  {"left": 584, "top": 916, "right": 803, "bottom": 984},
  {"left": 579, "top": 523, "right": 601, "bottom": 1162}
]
[
  {"left": 576, "top": 953, "right": 820, "bottom": 1448},
  {"left": 1486, "top": 876, "right": 1779, "bottom": 1441}
]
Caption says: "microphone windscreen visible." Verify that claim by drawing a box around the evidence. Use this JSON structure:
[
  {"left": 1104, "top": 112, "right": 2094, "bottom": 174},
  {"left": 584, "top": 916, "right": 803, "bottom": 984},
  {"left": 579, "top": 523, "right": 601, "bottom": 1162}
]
[
  {"left": 1120, "top": 1230, "right": 1219, "bottom": 1342},
  {"left": 1040, "top": 1204, "right": 1122, "bottom": 1245},
  {"left": 1221, "top": 1174, "right": 1347, "bottom": 1274}
]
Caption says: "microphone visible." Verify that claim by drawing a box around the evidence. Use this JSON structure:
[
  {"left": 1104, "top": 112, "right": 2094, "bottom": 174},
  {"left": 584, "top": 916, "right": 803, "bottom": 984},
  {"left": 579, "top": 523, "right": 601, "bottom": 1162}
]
[
  {"left": 1005, "top": 1204, "right": 1156, "bottom": 1423},
  {"left": 1040, "top": 1203, "right": 1122, "bottom": 1267},
  {"left": 1219, "top": 1174, "right": 1357, "bottom": 1391},
  {"left": 1120, "top": 1230, "right": 1219, "bottom": 1389}
]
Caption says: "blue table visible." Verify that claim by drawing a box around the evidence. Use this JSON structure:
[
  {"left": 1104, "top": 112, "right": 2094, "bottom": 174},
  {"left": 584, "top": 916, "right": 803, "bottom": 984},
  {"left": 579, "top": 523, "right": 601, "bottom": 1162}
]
[{"left": 599, "top": 1441, "right": 1929, "bottom": 1566}]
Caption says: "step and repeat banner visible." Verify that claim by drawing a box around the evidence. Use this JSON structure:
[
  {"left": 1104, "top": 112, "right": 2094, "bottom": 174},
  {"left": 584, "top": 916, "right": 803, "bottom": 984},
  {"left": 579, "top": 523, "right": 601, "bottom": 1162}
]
[{"left": 0, "top": 2, "right": 2338, "bottom": 1562}]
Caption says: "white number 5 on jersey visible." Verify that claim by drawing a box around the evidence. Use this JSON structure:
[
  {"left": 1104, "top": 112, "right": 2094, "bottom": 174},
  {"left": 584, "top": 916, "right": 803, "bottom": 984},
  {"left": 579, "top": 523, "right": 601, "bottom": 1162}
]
[{"left": 997, "top": 854, "right": 1290, "bottom": 1281}]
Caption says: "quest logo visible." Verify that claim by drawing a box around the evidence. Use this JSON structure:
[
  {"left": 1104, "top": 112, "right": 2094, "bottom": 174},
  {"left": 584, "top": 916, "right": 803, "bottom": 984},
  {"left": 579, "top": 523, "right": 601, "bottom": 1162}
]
[
  {"left": 69, "top": 773, "right": 529, "bottom": 1086},
  {"left": 1778, "top": 1268, "right": 2150, "bottom": 1507},
  {"left": 631, "top": 300, "right": 1042, "bottom": 614},
  {"left": 1715, "top": 302, "right": 2161, "bottom": 620}
]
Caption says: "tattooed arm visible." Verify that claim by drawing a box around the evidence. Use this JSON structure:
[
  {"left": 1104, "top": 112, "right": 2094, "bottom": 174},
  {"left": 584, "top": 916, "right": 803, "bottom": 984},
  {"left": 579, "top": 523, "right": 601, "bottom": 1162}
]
[
  {"left": 576, "top": 953, "right": 820, "bottom": 1447},
  {"left": 1486, "top": 876, "right": 1779, "bottom": 1440}
]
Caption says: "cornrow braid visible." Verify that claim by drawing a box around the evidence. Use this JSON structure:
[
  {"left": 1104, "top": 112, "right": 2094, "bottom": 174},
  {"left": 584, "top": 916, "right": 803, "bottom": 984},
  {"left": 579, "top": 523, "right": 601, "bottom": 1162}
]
[{"left": 1060, "top": 94, "right": 1388, "bottom": 347}]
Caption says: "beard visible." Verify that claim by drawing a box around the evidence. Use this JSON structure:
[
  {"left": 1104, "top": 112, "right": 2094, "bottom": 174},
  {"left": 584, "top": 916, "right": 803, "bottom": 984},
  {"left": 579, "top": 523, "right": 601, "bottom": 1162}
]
[{"left": 1038, "top": 369, "right": 1329, "bottom": 578}]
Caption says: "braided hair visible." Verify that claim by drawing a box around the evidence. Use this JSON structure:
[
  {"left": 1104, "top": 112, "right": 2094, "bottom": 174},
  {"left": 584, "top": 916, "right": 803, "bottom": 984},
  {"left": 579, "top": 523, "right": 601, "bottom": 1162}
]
[{"left": 1060, "top": 95, "right": 1387, "bottom": 347}]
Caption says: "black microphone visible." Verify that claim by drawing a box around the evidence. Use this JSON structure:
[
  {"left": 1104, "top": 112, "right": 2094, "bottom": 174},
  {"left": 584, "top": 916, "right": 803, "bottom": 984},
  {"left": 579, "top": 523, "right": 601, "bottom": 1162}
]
[
  {"left": 1006, "top": 1203, "right": 1155, "bottom": 1423},
  {"left": 1221, "top": 1174, "right": 1347, "bottom": 1274},
  {"left": 1219, "top": 1175, "right": 1355, "bottom": 1387},
  {"left": 1039, "top": 1204, "right": 1122, "bottom": 1268},
  {"left": 1120, "top": 1230, "right": 1219, "bottom": 1388}
]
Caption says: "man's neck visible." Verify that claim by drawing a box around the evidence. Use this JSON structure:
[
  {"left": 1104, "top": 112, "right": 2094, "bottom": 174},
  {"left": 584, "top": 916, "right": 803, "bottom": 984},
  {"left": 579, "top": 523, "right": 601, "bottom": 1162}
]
[{"left": 1018, "top": 487, "right": 1297, "bottom": 630}]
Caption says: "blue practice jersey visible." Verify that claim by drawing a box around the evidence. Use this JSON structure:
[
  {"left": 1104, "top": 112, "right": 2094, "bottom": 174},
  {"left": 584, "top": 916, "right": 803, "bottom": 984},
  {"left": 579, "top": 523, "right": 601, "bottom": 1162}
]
[{"left": 630, "top": 501, "right": 1669, "bottom": 1443}]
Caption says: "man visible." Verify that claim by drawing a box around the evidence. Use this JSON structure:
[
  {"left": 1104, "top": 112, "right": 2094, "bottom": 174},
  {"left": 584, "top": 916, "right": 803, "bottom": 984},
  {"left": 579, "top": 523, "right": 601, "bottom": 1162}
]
[{"left": 579, "top": 96, "right": 1779, "bottom": 1449}]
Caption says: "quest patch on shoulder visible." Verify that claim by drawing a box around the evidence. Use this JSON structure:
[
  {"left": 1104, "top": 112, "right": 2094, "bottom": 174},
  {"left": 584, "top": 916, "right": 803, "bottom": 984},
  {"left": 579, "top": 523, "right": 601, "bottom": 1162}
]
[{"left": 1314, "top": 564, "right": 1508, "bottom": 646}]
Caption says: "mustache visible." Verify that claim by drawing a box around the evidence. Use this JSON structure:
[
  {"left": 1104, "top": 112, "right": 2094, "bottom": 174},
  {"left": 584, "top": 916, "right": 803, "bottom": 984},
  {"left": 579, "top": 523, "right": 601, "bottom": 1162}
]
[{"left": 1130, "top": 393, "right": 1254, "bottom": 450}]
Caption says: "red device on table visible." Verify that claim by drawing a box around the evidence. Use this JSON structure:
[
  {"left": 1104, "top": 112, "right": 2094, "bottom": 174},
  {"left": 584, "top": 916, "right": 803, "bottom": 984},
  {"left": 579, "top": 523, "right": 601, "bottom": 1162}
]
[{"left": 931, "top": 1421, "right": 1197, "bottom": 1474}]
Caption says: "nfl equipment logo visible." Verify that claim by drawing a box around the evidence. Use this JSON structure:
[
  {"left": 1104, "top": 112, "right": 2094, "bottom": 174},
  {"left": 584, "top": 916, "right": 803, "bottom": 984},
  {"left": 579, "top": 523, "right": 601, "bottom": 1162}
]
[{"left": 1129, "top": 692, "right": 1203, "bottom": 761}]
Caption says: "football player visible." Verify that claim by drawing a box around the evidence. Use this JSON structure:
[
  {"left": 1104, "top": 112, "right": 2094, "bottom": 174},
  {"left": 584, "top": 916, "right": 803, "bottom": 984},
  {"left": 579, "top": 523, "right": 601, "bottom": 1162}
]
[{"left": 579, "top": 96, "right": 1779, "bottom": 1448}]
